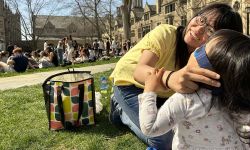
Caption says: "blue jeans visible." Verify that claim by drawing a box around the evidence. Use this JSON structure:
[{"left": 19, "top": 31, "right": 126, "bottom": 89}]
[
  {"left": 57, "top": 48, "right": 64, "bottom": 65},
  {"left": 112, "top": 85, "right": 173, "bottom": 150}
]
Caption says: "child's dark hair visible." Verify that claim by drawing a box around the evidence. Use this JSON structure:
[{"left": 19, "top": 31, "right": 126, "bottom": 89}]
[
  {"left": 207, "top": 29, "right": 250, "bottom": 143},
  {"left": 175, "top": 3, "right": 243, "bottom": 68}
]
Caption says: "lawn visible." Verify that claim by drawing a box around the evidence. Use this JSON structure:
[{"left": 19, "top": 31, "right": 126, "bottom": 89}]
[
  {"left": 0, "top": 70, "right": 146, "bottom": 150},
  {"left": 0, "top": 57, "right": 119, "bottom": 78}
]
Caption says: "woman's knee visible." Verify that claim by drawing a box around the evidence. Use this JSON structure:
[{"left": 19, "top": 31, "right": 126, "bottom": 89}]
[{"left": 147, "top": 131, "right": 173, "bottom": 150}]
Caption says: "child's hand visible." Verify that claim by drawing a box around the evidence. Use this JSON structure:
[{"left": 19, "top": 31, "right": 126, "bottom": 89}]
[{"left": 144, "top": 68, "right": 165, "bottom": 93}]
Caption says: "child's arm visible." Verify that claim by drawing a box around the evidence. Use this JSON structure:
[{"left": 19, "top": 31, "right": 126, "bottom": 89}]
[
  {"left": 139, "top": 91, "right": 188, "bottom": 137},
  {"left": 139, "top": 69, "right": 211, "bottom": 137}
]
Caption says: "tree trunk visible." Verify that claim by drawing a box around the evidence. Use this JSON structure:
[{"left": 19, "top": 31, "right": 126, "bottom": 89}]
[
  {"left": 31, "top": 14, "right": 37, "bottom": 50},
  {"left": 121, "top": 4, "right": 130, "bottom": 40},
  {"left": 94, "top": 0, "right": 101, "bottom": 40}
]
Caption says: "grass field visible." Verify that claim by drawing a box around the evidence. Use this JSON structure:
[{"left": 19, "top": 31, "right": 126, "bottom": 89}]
[{"left": 0, "top": 70, "right": 146, "bottom": 150}]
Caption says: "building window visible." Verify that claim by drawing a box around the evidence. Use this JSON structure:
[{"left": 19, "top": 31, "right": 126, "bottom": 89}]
[
  {"left": 138, "top": 28, "right": 142, "bottom": 38},
  {"left": 181, "top": 16, "right": 187, "bottom": 26},
  {"left": 166, "top": 16, "right": 174, "bottom": 25},
  {"left": 165, "top": 3, "right": 175, "bottom": 14},
  {"left": 131, "top": 18, "right": 134, "bottom": 25},
  {"left": 157, "top": 22, "right": 161, "bottom": 26},
  {"left": 144, "top": 13, "right": 149, "bottom": 21},
  {"left": 131, "top": 30, "right": 135, "bottom": 37},
  {"left": 142, "top": 26, "right": 150, "bottom": 37}
]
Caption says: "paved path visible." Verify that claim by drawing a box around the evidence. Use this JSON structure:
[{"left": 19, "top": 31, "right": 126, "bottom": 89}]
[{"left": 0, "top": 63, "right": 116, "bottom": 91}]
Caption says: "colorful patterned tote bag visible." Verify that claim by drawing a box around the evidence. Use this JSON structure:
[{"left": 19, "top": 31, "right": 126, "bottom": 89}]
[{"left": 42, "top": 70, "right": 96, "bottom": 130}]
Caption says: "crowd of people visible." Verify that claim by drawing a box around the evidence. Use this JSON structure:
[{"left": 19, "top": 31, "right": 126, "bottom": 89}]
[{"left": 0, "top": 36, "right": 132, "bottom": 73}]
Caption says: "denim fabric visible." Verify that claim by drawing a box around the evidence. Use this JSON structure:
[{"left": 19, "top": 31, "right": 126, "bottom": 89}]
[
  {"left": 112, "top": 85, "right": 173, "bottom": 150},
  {"left": 56, "top": 48, "right": 64, "bottom": 65}
]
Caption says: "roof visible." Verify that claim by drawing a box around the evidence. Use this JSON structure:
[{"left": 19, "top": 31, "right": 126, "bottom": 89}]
[
  {"left": 35, "top": 15, "right": 89, "bottom": 29},
  {"left": 132, "top": 7, "right": 144, "bottom": 19},
  {"left": 148, "top": 5, "right": 156, "bottom": 12}
]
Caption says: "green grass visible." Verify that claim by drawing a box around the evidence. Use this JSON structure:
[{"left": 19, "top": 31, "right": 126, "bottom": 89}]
[
  {"left": 0, "top": 70, "right": 146, "bottom": 150},
  {"left": 0, "top": 57, "right": 119, "bottom": 78}
]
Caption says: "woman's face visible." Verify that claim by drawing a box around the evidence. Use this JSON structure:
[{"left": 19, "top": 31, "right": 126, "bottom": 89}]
[{"left": 184, "top": 11, "right": 218, "bottom": 53}]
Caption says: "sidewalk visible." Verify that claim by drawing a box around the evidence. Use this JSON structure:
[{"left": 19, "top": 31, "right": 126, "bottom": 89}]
[{"left": 0, "top": 63, "right": 116, "bottom": 91}]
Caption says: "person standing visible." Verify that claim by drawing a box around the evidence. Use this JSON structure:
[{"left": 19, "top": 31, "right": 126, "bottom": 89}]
[
  {"left": 105, "top": 39, "right": 111, "bottom": 56},
  {"left": 98, "top": 39, "right": 105, "bottom": 58},
  {"left": 43, "top": 40, "right": 48, "bottom": 51},
  {"left": 56, "top": 40, "right": 64, "bottom": 66},
  {"left": 93, "top": 39, "right": 99, "bottom": 59}
]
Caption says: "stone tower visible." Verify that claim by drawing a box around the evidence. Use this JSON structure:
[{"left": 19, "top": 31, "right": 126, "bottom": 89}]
[
  {"left": 132, "top": 0, "right": 143, "bottom": 8},
  {"left": 0, "top": 0, "right": 5, "bottom": 50}
]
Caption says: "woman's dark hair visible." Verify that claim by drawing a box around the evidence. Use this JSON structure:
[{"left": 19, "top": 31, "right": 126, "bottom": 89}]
[
  {"left": 175, "top": 3, "right": 243, "bottom": 68},
  {"left": 207, "top": 29, "right": 250, "bottom": 142},
  {"left": 175, "top": 26, "right": 188, "bottom": 68}
]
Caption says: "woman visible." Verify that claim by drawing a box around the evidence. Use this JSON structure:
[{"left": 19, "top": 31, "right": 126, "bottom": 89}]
[{"left": 109, "top": 3, "right": 243, "bottom": 150}]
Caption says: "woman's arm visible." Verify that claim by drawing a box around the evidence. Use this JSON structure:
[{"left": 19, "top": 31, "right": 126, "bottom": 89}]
[
  {"left": 133, "top": 50, "right": 175, "bottom": 92},
  {"left": 134, "top": 52, "right": 221, "bottom": 94},
  {"left": 167, "top": 54, "right": 221, "bottom": 93},
  {"left": 133, "top": 50, "right": 159, "bottom": 85}
]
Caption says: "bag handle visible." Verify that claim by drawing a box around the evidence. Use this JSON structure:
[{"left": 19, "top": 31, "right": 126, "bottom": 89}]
[
  {"left": 57, "top": 86, "right": 65, "bottom": 127},
  {"left": 57, "top": 84, "right": 84, "bottom": 129},
  {"left": 42, "top": 70, "right": 91, "bottom": 88},
  {"left": 77, "top": 84, "right": 85, "bottom": 122}
]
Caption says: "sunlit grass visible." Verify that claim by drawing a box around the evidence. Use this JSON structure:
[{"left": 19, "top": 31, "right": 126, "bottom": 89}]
[{"left": 0, "top": 70, "right": 146, "bottom": 150}]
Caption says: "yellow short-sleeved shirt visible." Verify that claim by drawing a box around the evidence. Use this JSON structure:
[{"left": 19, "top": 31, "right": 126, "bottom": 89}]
[{"left": 110, "top": 24, "right": 179, "bottom": 98}]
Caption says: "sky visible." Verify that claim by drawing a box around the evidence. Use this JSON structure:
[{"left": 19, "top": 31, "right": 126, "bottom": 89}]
[{"left": 144, "top": 0, "right": 155, "bottom": 5}]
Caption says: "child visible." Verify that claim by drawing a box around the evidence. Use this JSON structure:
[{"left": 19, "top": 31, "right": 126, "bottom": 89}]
[{"left": 139, "top": 29, "right": 250, "bottom": 149}]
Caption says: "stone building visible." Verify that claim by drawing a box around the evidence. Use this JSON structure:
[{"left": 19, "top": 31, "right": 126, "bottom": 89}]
[
  {"left": 114, "top": 0, "right": 250, "bottom": 45},
  {"left": 0, "top": 0, "right": 21, "bottom": 51},
  {"left": 34, "top": 15, "right": 104, "bottom": 50}
]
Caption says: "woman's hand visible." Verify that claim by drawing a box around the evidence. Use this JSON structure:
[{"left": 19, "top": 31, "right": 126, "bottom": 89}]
[
  {"left": 144, "top": 68, "right": 165, "bottom": 93},
  {"left": 168, "top": 65, "right": 221, "bottom": 93}
]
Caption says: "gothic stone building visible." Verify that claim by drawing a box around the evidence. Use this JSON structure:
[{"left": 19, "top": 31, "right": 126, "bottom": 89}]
[
  {"left": 114, "top": 0, "right": 250, "bottom": 45},
  {"left": 0, "top": 0, "right": 21, "bottom": 51},
  {"left": 34, "top": 15, "right": 101, "bottom": 50}
]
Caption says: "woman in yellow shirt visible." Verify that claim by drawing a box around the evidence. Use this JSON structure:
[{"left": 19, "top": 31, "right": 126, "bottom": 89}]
[{"left": 109, "top": 3, "right": 243, "bottom": 149}]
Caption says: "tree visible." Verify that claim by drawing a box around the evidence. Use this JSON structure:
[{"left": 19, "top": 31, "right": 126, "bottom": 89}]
[
  {"left": 120, "top": 0, "right": 132, "bottom": 41},
  {"left": 74, "top": 0, "right": 103, "bottom": 40},
  {"left": 73, "top": 0, "right": 119, "bottom": 40},
  {"left": 6, "top": 0, "right": 65, "bottom": 49}
]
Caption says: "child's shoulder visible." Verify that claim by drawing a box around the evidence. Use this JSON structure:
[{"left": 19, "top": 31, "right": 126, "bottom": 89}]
[
  {"left": 173, "top": 88, "right": 212, "bottom": 101},
  {"left": 171, "top": 88, "right": 212, "bottom": 114}
]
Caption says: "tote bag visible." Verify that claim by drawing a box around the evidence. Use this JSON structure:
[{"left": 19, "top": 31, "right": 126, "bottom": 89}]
[{"left": 42, "top": 70, "right": 96, "bottom": 130}]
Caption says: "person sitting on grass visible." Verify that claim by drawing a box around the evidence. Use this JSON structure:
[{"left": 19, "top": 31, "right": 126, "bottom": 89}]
[
  {"left": 38, "top": 51, "right": 55, "bottom": 68},
  {"left": 24, "top": 52, "right": 39, "bottom": 69},
  {"left": 139, "top": 29, "right": 250, "bottom": 149},
  {"left": 75, "top": 47, "right": 89, "bottom": 63},
  {"left": 0, "top": 47, "right": 29, "bottom": 73},
  {"left": 0, "top": 50, "right": 9, "bottom": 63}
]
